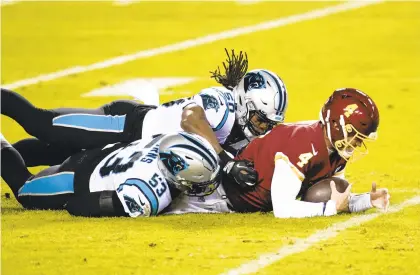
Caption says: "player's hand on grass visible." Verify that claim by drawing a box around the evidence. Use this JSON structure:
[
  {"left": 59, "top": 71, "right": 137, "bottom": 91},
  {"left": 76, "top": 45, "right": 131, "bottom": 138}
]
[
  {"left": 330, "top": 180, "right": 352, "bottom": 212},
  {"left": 370, "top": 182, "right": 390, "bottom": 211}
]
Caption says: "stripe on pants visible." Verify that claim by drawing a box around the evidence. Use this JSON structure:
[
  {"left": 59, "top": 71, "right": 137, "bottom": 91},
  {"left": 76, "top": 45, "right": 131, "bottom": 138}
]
[
  {"left": 18, "top": 172, "right": 75, "bottom": 196},
  {"left": 53, "top": 114, "right": 126, "bottom": 133}
]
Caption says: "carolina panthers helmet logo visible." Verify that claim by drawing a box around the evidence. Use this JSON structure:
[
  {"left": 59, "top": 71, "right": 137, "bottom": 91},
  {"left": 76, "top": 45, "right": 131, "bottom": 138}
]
[
  {"left": 159, "top": 150, "right": 189, "bottom": 175},
  {"left": 244, "top": 72, "right": 266, "bottom": 92},
  {"left": 200, "top": 94, "right": 220, "bottom": 112}
]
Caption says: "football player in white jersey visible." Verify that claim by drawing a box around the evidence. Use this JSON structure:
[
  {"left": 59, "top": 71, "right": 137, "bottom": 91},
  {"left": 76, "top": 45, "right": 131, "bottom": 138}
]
[
  {"left": 0, "top": 132, "right": 221, "bottom": 217},
  {"left": 1, "top": 50, "right": 288, "bottom": 189}
]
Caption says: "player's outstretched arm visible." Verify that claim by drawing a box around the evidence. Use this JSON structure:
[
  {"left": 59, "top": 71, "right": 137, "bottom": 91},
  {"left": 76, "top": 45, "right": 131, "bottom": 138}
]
[
  {"left": 271, "top": 153, "right": 350, "bottom": 218},
  {"left": 181, "top": 104, "right": 224, "bottom": 154}
]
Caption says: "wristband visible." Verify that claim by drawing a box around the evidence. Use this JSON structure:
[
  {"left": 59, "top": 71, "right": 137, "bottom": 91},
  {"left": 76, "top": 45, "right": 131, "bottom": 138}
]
[
  {"left": 323, "top": 200, "right": 338, "bottom": 216},
  {"left": 349, "top": 193, "right": 372, "bottom": 213},
  {"left": 218, "top": 150, "right": 233, "bottom": 167}
]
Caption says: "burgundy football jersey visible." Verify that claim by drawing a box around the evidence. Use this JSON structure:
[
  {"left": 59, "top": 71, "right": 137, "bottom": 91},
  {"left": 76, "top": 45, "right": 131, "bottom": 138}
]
[{"left": 224, "top": 121, "right": 347, "bottom": 212}]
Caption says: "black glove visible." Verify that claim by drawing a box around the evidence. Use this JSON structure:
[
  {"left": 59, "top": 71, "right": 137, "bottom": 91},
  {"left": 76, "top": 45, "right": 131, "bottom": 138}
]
[{"left": 218, "top": 151, "right": 259, "bottom": 189}]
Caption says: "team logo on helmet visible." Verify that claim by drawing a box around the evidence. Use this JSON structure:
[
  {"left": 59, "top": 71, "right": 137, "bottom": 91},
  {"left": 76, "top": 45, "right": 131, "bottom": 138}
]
[
  {"left": 244, "top": 72, "right": 266, "bottom": 92},
  {"left": 159, "top": 150, "right": 189, "bottom": 175},
  {"left": 200, "top": 94, "right": 220, "bottom": 112}
]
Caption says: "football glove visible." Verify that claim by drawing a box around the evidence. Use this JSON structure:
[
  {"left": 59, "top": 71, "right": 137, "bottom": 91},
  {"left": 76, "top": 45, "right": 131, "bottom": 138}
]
[{"left": 218, "top": 150, "right": 259, "bottom": 189}]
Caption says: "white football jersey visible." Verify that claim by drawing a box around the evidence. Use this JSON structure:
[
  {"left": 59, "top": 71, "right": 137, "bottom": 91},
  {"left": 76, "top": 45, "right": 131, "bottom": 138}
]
[
  {"left": 141, "top": 87, "right": 236, "bottom": 144},
  {"left": 89, "top": 135, "right": 172, "bottom": 217}
]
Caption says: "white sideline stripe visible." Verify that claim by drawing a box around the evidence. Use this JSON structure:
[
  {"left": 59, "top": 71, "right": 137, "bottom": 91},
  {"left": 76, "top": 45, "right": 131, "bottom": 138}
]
[
  {"left": 392, "top": 188, "right": 420, "bottom": 194},
  {"left": 236, "top": 0, "right": 261, "bottom": 5},
  {"left": 0, "top": 0, "right": 18, "bottom": 6},
  {"left": 113, "top": 0, "right": 136, "bottom": 6},
  {"left": 2, "top": 0, "right": 382, "bottom": 90},
  {"left": 222, "top": 195, "right": 420, "bottom": 275}
]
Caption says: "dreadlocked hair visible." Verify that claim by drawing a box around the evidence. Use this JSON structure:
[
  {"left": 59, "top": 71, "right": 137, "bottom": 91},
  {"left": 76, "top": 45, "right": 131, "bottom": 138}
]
[{"left": 210, "top": 48, "right": 249, "bottom": 91}]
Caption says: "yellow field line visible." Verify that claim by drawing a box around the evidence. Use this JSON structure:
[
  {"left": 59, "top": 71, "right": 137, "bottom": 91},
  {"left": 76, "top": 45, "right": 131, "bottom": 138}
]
[
  {"left": 2, "top": 0, "right": 383, "bottom": 90},
  {"left": 221, "top": 195, "right": 420, "bottom": 275}
]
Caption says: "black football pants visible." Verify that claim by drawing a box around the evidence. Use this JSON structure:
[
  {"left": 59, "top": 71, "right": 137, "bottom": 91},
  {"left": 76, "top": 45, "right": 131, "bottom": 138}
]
[
  {"left": 0, "top": 145, "right": 126, "bottom": 217},
  {"left": 1, "top": 88, "right": 155, "bottom": 166}
]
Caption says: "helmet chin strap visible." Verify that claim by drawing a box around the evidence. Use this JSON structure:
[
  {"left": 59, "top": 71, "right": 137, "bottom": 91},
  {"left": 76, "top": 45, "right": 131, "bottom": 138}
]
[
  {"left": 339, "top": 114, "right": 348, "bottom": 140},
  {"left": 320, "top": 109, "right": 333, "bottom": 145},
  {"left": 340, "top": 149, "right": 354, "bottom": 159},
  {"left": 237, "top": 100, "right": 250, "bottom": 127},
  {"left": 320, "top": 109, "right": 336, "bottom": 154},
  {"left": 243, "top": 127, "right": 255, "bottom": 140}
]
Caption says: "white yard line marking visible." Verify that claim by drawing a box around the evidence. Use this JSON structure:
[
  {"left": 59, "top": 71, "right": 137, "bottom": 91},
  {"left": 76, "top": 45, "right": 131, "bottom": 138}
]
[
  {"left": 82, "top": 77, "right": 196, "bottom": 105},
  {"left": 222, "top": 195, "right": 420, "bottom": 275},
  {"left": 236, "top": 0, "right": 261, "bottom": 5},
  {"left": 2, "top": 0, "right": 382, "bottom": 90},
  {"left": 113, "top": 0, "right": 136, "bottom": 6},
  {"left": 392, "top": 188, "right": 420, "bottom": 194},
  {"left": 0, "top": 0, "right": 18, "bottom": 6}
]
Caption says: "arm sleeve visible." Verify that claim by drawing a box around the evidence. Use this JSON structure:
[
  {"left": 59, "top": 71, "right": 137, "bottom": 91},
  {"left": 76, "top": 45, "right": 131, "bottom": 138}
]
[
  {"left": 195, "top": 88, "right": 235, "bottom": 144},
  {"left": 271, "top": 153, "right": 337, "bottom": 218}
]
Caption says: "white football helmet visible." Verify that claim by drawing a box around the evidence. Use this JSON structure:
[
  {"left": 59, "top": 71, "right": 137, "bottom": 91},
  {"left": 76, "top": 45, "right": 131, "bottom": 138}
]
[
  {"left": 233, "top": 69, "right": 288, "bottom": 139},
  {"left": 157, "top": 132, "right": 221, "bottom": 196}
]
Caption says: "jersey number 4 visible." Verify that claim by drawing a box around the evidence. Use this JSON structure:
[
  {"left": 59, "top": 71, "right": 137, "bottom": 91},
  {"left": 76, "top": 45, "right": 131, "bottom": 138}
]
[{"left": 297, "top": 152, "right": 313, "bottom": 168}]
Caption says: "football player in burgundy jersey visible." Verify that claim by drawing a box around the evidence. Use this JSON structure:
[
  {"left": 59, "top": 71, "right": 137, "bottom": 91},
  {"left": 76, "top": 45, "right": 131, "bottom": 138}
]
[{"left": 223, "top": 88, "right": 390, "bottom": 218}]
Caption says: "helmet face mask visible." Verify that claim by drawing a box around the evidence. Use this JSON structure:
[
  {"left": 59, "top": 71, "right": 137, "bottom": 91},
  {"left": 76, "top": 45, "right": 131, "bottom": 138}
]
[
  {"left": 180, "top": 172, "right": 221, "bottom": 197},
  {"left": 245, "top": 109, "right": 279, "bottom": 136},
  {"left": 157, "top": 133, "right": 221, "bottom": 197},
  {"left": 334, "top": 124, "right": 376, "bottom": 162},
  {"left": 320, "top": 88, "right": 380, "bottom": 162},
  {"left": 233, "top": 69, "right": 288, "bottom": 139}
]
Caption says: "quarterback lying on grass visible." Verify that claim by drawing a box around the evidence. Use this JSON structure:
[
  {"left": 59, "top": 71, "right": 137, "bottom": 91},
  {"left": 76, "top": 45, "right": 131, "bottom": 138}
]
[{"left": 224, "top": 87, "right": 390, "bottom": 217}]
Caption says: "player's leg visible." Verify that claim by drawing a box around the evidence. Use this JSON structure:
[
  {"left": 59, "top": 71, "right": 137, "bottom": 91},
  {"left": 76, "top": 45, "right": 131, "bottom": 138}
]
[
  {"left": 103, "top": 99, "right": 157, "bottom": 141},
  {"left": 1, "top": 88, "right": 110, "bottom": 149},
  {"left": 13, "top": 138, "right": 80, "bottom": 167},
  {"left": 0, "top": 135, "right": 71, "bottom": 209},
  {"left": 52, "top": 99, "right": 156, "bottom": 147},
  {"left": 1, "top": 134, "right": 33, "bottom": 198},
  {"left": 1, "top": 88, "right": 151, "bottom": 149},
  {"left": 1, "top": 135, "right": 128, "bottom": 215}
]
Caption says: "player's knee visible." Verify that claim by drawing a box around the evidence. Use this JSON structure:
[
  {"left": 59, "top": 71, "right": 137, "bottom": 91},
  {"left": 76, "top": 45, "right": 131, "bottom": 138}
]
[{"left": 21, "top": 108, "right": 53, "bottom": 136}]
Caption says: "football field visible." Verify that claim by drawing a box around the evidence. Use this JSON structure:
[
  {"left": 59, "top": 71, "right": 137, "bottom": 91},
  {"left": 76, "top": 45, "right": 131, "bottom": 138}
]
[{"left": 1, "top": 1, "right": 420, "bottom": 274}]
